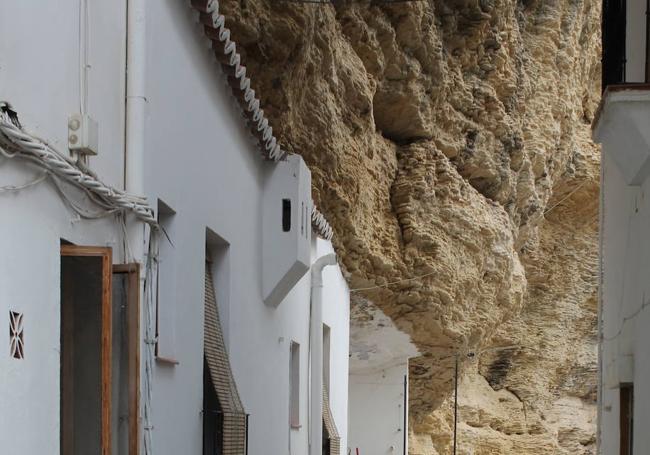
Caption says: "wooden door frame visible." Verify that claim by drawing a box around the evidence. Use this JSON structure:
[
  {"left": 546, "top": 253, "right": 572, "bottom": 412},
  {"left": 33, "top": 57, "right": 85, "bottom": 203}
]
[
  {"left": 114, "top": 263, "right": 141, "bottom": 455},
  {"left": 61, "top": 245, "right": 113, "bottom": 455}
]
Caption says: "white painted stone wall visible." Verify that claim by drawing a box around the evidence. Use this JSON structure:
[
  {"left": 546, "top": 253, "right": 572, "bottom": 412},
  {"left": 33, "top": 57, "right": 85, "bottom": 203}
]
[
  {"left": 348, "top": 362, "right": 409, "bottom": 455},
  {"left": 347, "top": 301, "right": 417, "bottom": 455},
  {"left": 600, "top": 132, "right": 650, "bottom": 454},
  {"left": 0, "top": 1, "right": 128, "bottom": 452},
  {"left": 0, "top": 1, "right": 351, "bottom": 454}
]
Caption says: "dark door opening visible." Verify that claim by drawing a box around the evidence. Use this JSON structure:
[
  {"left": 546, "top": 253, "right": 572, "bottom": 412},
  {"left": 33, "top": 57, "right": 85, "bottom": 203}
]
[
  {"left": 620, "top": 383, "right": 634, "bottom": 455},
  {"left": 60, "top": 245, "right": 112, "bottom": 455},
  {"left": 203, "top": 356, "right": 224, "bottom": 455}
]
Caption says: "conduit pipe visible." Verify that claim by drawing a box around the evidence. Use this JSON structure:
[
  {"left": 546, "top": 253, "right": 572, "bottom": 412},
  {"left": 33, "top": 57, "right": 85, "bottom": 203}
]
[
  {"left": 126, "top": 0, "right": 146, "bottom": 197},
  {"left": 309, "top": 253, "right": 337, "bottom": 455},
  {"left": 126, "top": 1, "right": 153, "bottom": 454}
]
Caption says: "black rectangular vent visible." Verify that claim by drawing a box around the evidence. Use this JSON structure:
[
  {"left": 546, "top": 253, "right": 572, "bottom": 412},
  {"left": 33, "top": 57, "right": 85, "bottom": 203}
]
[{"left": 282, "top": 199, "right": 291, "bottom": 232}]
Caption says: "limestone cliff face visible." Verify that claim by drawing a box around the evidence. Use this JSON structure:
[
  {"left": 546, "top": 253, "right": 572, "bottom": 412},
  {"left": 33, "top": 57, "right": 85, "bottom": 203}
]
[{"left": 218, "top": 0, "right": 601, "bottom": 452}]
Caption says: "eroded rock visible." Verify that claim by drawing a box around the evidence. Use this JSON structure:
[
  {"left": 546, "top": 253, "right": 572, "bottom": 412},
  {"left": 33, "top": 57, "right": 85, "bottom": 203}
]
[{"left": 218, "top": 0, "right": 600, "bottom": 452}]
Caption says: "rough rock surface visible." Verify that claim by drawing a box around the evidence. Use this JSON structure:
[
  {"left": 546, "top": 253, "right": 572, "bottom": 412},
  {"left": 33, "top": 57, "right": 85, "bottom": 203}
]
[{"left": 217, "top": 0, "right": 601, "bottom": 453}]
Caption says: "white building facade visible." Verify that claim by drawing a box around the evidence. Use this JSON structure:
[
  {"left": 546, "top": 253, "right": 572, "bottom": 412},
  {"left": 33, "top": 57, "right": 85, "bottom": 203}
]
[
  {"left": 0, "top": 1, "right": 349, "bottom": 454},
  {"left": 347, "top": 301, "right": 418, "bottom": 455},
  {"left": 595, "top": 0, "right": 650, "bottom": 453}
]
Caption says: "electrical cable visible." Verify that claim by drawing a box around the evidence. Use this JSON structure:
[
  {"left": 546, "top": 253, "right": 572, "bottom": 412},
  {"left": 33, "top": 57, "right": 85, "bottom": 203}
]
[
  {"left": 0, "top": 171, "right": 49, "bottom": 193},
  {"left": 602, "top": 297, "right": 650, "bottom": 342},
  {"left": 543, "top": 180, "right": 589, "bottom": 216},
  {"left": 349, "top": 271, "right": 436, "bottom": 292},
  {"left": 142, "top": 229, "right": 159, "bottom": 454},
  {"left": 191, "top": 0, "right": 334, "bottom": 241},
  {"left": 0, "top": 103, "right": 157, "bottom": 226}
]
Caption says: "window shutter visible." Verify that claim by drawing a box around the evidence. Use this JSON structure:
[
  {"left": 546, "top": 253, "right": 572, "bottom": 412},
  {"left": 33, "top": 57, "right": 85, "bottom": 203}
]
[
  {"left": 322, "top": 386, "right": 341, "bottom": 455},
  {"left": 204, "top": 261, "right": 247, "bottom": 454}
]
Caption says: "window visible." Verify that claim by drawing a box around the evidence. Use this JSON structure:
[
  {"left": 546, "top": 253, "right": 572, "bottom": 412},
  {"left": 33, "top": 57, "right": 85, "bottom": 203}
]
[
  {"left": 155, "top": 199, "right": 178, "bottom": 364},
  {"left": 323, "top": 324, "right": 331, "bottom": 393},
  {"left": 290, "top": 341, "right": 301, "bottom": 428},
  {"left": 203, "top": 237, "right": 247, "bottom": 454},
  {"left": 602, "top": 0, "right": 627, "bottom": 88},
  {"left": 620, "top": 383, "right": 634, "bottom": 455}
]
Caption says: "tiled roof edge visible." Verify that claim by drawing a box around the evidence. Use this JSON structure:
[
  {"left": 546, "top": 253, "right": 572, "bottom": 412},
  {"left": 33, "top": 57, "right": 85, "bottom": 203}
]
[{"left": 190, "top": 0, "right": 335, "bottom": 241}]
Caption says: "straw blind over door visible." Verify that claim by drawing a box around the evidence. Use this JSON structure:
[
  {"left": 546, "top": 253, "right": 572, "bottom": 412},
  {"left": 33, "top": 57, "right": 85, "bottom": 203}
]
[
  {"left": 204, "top": 260, "right": 247, "bottom": 454},
  {"left": 323, "top": 386, "right": 341, "bottom": 455}
]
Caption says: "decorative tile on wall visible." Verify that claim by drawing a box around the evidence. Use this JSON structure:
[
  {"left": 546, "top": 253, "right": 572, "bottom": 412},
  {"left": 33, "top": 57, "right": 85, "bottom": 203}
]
[{"left": 9, "top": 311, "right": 24, "bottom": 359}]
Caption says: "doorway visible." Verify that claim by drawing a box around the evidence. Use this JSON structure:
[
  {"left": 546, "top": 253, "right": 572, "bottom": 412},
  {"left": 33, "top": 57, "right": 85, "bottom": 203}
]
[
  {"left": 60, "top": 245, "right": 112, "bottom": 455},
  {"left": 620, "top": 383, "right": 634, "bottom": 455},
  {"left": 60, "top": 245, "right": 140, "bottom": 455}
]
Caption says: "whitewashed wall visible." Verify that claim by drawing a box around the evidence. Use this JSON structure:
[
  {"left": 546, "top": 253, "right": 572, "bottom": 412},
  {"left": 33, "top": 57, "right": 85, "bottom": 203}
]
[
  {"left": 0, "top": 163, "right": 129, "bottom": 454},
  {"left": 0, "top": 0, "right": 127, "bottom": 189},
  {"left": 348, "top": 362, "right": 409, "bottom": 455},
  {"left": 145, "top": 1, "right": 350, "bottom": 454},
  {"left": 601, "top": 147, "right": 650, "bottom": 454},
  {"left": 0, "top": 1, "right": 127, "bottom": 452},
  {"left": 0, "top": 1, "right": 351, "bottom": 454}
]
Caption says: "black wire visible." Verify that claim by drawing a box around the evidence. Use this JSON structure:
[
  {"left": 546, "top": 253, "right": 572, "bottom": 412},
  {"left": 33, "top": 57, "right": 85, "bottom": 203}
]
[
  {"left": 453, "top": 354, "right": 458, "bottom": 455},
  {"left": 278, "top": 0, "right": 426, "bottom": 3}
]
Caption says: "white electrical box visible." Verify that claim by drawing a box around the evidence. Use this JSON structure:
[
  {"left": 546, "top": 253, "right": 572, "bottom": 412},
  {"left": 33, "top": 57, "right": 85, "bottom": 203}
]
[
  {"left": 68, "top": 114, "right": 98, "bottom": 156},
  {"left": 262, "top": 155, "right": 312, "bottom": 307}
]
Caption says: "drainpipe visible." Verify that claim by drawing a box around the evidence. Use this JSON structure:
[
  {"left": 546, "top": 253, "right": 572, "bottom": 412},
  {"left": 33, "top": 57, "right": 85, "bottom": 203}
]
[
  {"left": 309, "top": 253, "right": 337, "bottom": 455},
  {"left": 597, "top": 148, "right": 605, "bottom": 454},
  {"left": 125, "top": 1, "right": 149, "bottom": 453},
  {"left": 126, "top": 0, "right": 146, "bottom": 198}
]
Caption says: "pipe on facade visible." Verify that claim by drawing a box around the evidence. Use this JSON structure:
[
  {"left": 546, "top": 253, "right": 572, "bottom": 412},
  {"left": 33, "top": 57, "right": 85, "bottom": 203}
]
[
  {"left": 596, "top": 146, "right": 606, "bottom": 454},
  {"left": 126, "top": 0, "right": 146, "bottom": 196},
  {"left": 126, "top": 1, "right": 152, "bottom": 454},
  {"left": 309, "top": 253, "right": 337, "bottom": 455}
]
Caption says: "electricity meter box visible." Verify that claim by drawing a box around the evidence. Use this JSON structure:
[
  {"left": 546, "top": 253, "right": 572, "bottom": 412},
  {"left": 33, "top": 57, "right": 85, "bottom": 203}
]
[{"left": 263, "top": 155, "right": 312, "bottom": 307}]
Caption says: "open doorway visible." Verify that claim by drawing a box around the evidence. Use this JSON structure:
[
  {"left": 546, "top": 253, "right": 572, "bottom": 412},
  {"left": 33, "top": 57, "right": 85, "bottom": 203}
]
[
  {"left": 60, "top": 245, "right": 140, "bottom": 455},
  {"left": 60, "top": 245, "right": 112, "bottom": 455}
]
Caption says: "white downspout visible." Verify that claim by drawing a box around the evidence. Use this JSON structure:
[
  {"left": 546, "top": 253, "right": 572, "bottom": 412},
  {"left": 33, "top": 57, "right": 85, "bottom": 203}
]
[
  {"left": 126, "top": 1, "right": 151, "bottom": 454},
  {"left": 310, "top": 253, "right": 337, "bottom": 455},
  {"left": 126, "top": 0, "right": 146, "bottom": 197},
  {"left": 597, "top": 148, "right": 605, "bottom": 454}
]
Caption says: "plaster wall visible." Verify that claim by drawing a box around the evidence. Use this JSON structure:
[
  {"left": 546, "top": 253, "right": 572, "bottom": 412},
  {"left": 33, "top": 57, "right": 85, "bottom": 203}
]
[
  {"left": 0, "top": 1, "right": 351, "bottom": 454},
  {"left": 0, "top": 162, "right": 131, "bottom": 453},
  {"left": 0, "top": 0, "right": 127, "bottom": 188},
  {"left": 348, "top": 361, "right": 409, "bottom": 455},
  {"left": 143, "top": 2, "right": 350, "bottom": 454},
  {"left": 0, "top": 1, "right": 128, "bottom": 451},
  {"left": 600, "top": 145, "right": 650, "bottom": 454}
]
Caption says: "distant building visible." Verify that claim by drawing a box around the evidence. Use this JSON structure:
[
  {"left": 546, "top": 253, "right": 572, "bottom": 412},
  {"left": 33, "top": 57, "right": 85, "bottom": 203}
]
[
  {"left": 0, "top": 1, "right": 349, "bottom": 454},
  {"left": 594, "top": 0, "right": 650, "bottom": 453}
]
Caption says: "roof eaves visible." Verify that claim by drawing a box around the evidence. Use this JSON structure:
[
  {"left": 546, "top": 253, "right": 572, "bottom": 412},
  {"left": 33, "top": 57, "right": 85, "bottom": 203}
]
[{"left": 189, "top": 0, "right": 334, "bottom": 241}]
